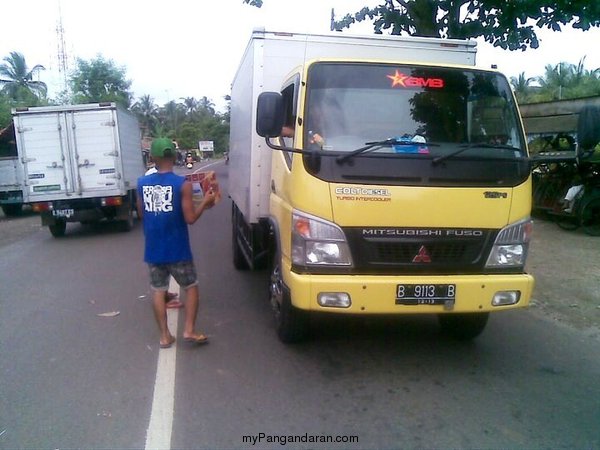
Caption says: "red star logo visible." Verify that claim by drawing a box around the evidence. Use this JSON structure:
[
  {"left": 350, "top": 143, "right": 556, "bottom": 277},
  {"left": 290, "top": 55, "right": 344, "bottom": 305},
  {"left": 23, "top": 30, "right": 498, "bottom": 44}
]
[{"left": 387, "top": 70, "right": 408, "bottom": 87}]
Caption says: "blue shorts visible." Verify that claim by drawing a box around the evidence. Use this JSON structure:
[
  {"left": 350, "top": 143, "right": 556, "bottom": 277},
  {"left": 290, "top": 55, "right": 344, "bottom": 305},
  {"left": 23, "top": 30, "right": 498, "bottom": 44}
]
[{"left": 148, "top": 261, "right": 198, "bottom": 290}]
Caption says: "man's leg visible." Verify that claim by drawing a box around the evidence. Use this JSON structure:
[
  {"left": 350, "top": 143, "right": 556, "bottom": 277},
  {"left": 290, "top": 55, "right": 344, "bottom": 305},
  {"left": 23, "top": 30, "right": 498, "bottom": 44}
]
[
  {"left": 149, "top": 264, "right": 175, "bottom": 348},
  {"left": 172, "top": 261, "right": 207, "bottom": 344},
  {"left": 153, "top": 289, "right": 175, "bottom": 347},
  {"left": 182, "top": 284, "right": 207, "bottom": 342}
]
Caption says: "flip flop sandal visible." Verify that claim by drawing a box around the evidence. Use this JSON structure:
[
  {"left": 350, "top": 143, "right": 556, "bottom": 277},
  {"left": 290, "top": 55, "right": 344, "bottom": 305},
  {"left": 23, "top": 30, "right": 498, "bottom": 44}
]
[
  {"left": 183, "top": 334, "right": 209, "bottom": 345},
  {"left": 159, "top": 337, "right": 176, "bottom": 349}
]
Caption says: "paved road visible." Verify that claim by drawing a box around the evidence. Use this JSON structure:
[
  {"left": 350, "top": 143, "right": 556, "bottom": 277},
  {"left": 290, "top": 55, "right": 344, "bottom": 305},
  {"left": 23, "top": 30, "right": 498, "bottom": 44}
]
[{"left": 1, "top": 160, "right": 599, "bottom": 449}]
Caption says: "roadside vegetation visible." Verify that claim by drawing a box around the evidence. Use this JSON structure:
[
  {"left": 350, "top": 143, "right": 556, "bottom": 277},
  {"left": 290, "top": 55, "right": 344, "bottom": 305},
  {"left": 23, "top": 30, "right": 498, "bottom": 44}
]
[
  {"left": 3, "top": 1, "right": 600, "bottom": 153},
  {"left": 0, "top": 52, "right": 229, "bottom": 154},
  {"left": 510, "top": 59, "right": 600, "bottom": 104}
]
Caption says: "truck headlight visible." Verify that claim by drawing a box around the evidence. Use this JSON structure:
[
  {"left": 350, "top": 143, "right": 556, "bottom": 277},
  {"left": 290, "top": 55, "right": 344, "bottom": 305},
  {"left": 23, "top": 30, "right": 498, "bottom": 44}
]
[
  {"left": 485, "top": 219, "right": 533, "bottom": 268},
  {"left": 292, "top": 210, "right": 352, "bottom": 267}
]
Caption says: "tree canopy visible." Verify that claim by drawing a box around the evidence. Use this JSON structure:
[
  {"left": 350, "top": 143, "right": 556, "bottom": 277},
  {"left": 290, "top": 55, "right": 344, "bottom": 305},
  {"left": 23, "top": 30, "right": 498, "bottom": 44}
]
[
  {"left": 131, "top": 94, "right": 230, "bottom": 154},
  {"left": 244, "top": 0, "right": 600, "bottom": 51},
  {"left": 334, "top": 1, "right": 600, "bottom": 50},
  {"left": 69, "top": 55, "right": 133, "bottom": 108}
]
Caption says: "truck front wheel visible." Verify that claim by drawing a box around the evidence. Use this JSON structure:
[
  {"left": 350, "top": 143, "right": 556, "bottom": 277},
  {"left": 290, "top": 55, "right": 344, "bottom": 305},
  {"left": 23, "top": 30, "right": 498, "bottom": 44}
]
[
  {"left": 438, "top": 312, "right": 489, "bottom": 340},
  {"left": 49, "top": 220, "right": 67, "bottom": 238},
  {"left": 269, "top": 251, "right": 308, "bottom": 343}
]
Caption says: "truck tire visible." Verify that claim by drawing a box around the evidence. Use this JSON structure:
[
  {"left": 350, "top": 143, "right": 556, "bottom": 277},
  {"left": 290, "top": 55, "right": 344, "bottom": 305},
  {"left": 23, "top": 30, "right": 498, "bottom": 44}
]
[
  {"left": 49, "top": 220, "right": 67, "bottom": 238},
  {"left": 232, "top": 207, "right": 249, "bottom": 270},
  {"left": 555, "top": 214, "right": 578, "bottom": 231},
  {"left": 118, "top": 207, "right": 134, "bottom": 232},
  {"left": 438, "top": 312, "right": 489, "bottom": 341},
  {"left": 269, "top": 249, "right": 309, "bottom": 343},
  {"left": 1, "top": 204, "right": 23, "bottom": 217},
  {"left": 580, "top": 197, "right": 600, "bottom": 236}
]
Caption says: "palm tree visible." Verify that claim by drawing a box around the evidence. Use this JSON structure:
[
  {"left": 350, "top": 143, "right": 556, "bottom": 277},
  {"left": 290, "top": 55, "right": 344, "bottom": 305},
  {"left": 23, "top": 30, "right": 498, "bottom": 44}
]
[
  {"left": 158, "top": 100, "right": 184, "bottom": 138},
  {"left": 180, "top": 97, "right": 199, "bottom": 116},
  {"left": 510, "top": 72, "right": 535, "bottom": 103},
  {"left": 0, "top": 51, "right": 47, "bottom": 102},
  {"left": 132, "top": 94, "right": 158, "bottom": 137},
  {"left": 537, "top": 62, "right": 573, "bottom": 100},
  {"left": 199, "top": 96, "right": 215, "bottom": 115}
]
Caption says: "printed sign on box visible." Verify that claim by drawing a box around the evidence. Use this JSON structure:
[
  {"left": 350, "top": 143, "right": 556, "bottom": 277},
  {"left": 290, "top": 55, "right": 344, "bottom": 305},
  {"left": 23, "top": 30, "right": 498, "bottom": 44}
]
[{"left": 185, "top": 171, "right": 221, "bottom": 204}]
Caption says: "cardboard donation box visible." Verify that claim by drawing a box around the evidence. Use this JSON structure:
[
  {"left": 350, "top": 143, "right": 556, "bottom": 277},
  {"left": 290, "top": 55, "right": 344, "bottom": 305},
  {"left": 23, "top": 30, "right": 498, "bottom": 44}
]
[{"left": 185, "top": 171, "right": 221, "bottom": 204}]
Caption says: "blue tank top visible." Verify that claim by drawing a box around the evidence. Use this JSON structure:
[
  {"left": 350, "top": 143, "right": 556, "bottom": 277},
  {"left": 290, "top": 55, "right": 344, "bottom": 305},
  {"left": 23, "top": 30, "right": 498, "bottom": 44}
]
[{"left": 137, "top": 172, "right": 193, "bottom": 264}]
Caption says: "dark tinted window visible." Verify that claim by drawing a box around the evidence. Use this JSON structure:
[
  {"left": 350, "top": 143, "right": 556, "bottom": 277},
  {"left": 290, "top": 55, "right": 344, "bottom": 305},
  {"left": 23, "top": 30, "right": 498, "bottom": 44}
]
[{"left": 304, "top": 63, "right": 524, "bottom": 158}]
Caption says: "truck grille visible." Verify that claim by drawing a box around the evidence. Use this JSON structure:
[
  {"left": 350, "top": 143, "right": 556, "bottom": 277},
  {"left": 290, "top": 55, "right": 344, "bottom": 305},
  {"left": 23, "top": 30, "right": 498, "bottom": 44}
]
[
  {"left": 343, "top": 227, "right": 497, "bottom": 274},
  {"left": 373, "top": 241, "right": 472, "bottom": 263}
]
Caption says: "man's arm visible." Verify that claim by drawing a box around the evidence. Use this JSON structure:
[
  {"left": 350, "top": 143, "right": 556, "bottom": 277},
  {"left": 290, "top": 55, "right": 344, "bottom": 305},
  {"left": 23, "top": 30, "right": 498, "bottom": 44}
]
[
  {"left": 136, "top": 192, "right": 144, "bottom": 222},
  {"left": 135, "top": 186, "right": 144, "bottom": 220},
  {"left": 181, "top": 181, "right": 216, "bottom": 225}
]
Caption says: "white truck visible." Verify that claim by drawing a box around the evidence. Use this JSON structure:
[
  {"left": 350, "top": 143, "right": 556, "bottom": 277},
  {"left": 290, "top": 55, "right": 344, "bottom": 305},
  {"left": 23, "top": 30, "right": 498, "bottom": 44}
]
[
  {"left": 229, "top": 29, "right": 538, "bottom": 343},
  {"left": 0, "top": 122, "right": 24, "bottom": 216},
  {"left": 12, "top": 102, "right": 144, "bottom": 236}
]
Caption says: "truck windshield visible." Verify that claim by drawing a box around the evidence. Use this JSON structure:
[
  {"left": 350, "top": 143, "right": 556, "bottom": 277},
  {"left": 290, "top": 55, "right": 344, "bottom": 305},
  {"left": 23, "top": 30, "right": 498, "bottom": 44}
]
[{"left": 304, "top": 63, "right": 525, "bottom": 161}]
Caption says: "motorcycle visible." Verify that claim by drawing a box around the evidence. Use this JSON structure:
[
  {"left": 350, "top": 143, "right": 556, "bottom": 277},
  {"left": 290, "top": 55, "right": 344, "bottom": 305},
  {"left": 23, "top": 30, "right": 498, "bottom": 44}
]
[{"left": 185, "top": 153, "right": 194, "bottom": 169}]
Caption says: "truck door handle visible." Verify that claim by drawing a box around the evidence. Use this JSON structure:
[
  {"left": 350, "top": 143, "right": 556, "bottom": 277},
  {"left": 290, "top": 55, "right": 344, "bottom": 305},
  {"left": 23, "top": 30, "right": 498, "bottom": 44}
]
[
  {"left": 47, "top": 162, "right": 64, "bottom": 169},
  {"left": 78, "top": 159, "right": 95, "bottom": 168}
]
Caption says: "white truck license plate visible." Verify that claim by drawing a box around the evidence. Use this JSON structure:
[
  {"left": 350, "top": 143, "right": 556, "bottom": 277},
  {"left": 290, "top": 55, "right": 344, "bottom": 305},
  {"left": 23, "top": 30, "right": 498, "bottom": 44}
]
[{"left": 52, "top": 209, "right": 74, "bottom": 218}]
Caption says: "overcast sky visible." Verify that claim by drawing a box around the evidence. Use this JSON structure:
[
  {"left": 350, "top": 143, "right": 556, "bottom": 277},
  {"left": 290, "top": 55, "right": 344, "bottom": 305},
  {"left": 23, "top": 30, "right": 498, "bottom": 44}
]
[{"left": 2, "top": 0, "right": 600, "bottom": 112}]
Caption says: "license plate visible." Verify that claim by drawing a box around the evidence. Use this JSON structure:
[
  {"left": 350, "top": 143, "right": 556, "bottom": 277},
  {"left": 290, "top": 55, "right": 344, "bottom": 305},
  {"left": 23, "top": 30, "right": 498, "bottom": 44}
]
[
  {"left": 395, "top": 284, "right": 456, "bottom": 305},
  {"left": 52, "top": 209, "right": 74, "bottom": 218}
]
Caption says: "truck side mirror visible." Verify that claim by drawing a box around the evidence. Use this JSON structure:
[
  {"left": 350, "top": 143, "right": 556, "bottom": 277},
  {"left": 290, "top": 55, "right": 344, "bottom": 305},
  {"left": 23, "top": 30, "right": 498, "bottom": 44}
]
[
  {"left": 256, "top": 92, "right": 284, "bottom": 138},
  {"left": 577, "top": 105, "right": 600, "bottom": 156}
]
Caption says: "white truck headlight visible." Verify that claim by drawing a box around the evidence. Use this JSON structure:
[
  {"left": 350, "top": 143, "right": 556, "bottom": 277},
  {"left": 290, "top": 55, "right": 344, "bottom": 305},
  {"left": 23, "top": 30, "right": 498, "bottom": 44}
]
[
  {"left": 292, "top": 210, "right": 352, "bottom": 266},
  {"left": 485, "top": 219, "right": 533, "bottom": 268}
]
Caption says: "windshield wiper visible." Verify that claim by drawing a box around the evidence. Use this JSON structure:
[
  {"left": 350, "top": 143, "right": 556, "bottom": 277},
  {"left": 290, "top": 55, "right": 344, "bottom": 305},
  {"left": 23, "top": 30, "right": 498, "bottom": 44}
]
[
  {"left": 431, "top": 143, "right": 522, "bottom": 166},
  {"left": 336, "top": 138, "right": 438, "bottom": 164}
]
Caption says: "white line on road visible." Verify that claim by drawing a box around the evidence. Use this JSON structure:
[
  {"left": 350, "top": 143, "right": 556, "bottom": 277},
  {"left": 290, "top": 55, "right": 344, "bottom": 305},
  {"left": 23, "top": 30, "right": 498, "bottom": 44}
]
[
  {"left": 193, "top": 159, "right": 223, "bottom": 173},
  {"left": 145, "top": 277, "right": 180, "bottom": 450}
]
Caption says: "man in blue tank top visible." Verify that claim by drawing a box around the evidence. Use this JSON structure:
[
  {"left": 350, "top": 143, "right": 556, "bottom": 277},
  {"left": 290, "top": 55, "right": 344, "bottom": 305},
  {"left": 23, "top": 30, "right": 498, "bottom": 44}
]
[{"left": 137, "top": 138, "right": 216, "bottom": 349}]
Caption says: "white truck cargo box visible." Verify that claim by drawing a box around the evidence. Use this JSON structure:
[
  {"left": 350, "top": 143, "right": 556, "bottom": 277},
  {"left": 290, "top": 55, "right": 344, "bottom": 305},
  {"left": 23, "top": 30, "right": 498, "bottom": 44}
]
[
  {"left": 0, "top": 123, "right": 24, "bottom": 215},
  {"left": 13, "top": 103, "right": 143, "bottom": 203},
  {"left": 0, "top": 158, "right": 20, "bottom": 190},
  {"left": 12, "top": 103, "right": 144, "bottom": 236},
  {"left": 229, "top": 29, "right": 477, "bottom": 224},
  {"left": 0, "top": 157, "right": 23, "bottom": 212}
]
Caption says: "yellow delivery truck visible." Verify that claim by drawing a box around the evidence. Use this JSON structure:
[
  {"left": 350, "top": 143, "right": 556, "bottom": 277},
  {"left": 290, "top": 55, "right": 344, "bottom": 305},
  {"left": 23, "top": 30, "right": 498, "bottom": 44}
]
[{"left": 229, "top": 29, "right": 535, "bottom": 343}]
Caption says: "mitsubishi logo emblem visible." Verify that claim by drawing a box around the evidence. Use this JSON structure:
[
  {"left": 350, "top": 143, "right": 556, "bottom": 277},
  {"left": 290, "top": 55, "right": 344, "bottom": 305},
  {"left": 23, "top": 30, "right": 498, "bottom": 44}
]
[{"left": 412, "top": 246, "right": 432, "bottom": 263}]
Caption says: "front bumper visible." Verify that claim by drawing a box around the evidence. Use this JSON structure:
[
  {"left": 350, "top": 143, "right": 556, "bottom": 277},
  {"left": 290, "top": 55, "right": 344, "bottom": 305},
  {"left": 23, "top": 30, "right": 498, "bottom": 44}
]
[{"left": 284, "top": 259, "right": 534, "bottom": 314}]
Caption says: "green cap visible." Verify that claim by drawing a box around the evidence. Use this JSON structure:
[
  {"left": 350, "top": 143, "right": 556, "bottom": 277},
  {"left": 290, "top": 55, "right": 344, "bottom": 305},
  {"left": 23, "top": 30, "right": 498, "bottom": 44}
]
[{"left": 151, "top": 138, "right": 175, "bottom": 158}]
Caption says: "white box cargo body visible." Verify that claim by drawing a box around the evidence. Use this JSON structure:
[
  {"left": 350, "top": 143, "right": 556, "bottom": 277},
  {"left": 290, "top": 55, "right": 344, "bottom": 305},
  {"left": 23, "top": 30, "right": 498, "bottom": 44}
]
[
  {"left": 0, "top": 158, "right": 20, "bottom": 194},
  {"left": 229, "top": 29, "right": 477, "bottom": 224},
  {"left": 0, "top": 123, "right": 24, "bottom": 215},
  {"left": 12, "top": 103, "right": 144, "bottom": 236},
  {"left": 13, "top": 103, "right": 142, "bottom": 202}
]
